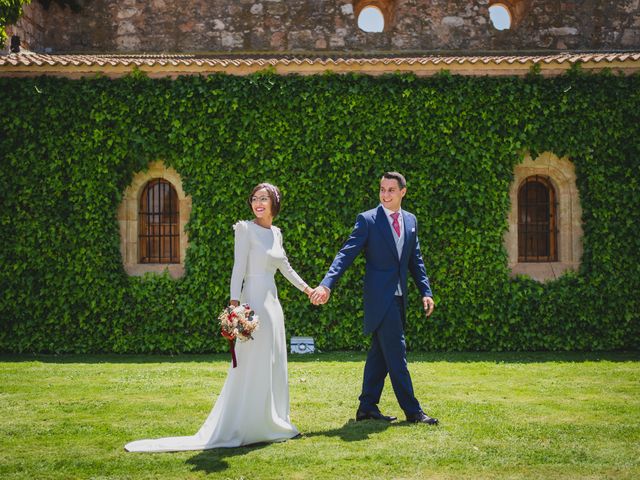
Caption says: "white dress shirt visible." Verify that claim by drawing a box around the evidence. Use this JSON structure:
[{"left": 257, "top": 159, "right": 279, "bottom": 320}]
[
  {"left": 381, "top": 205, "right": 403, "bottom": 295},
  {"left": 382, "top": 205, "right": 403, "bottom": 241}
]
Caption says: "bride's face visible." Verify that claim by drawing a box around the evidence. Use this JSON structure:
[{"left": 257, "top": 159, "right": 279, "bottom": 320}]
[{"left": 250, "top": 188, "right": 273, "bottom": 220}]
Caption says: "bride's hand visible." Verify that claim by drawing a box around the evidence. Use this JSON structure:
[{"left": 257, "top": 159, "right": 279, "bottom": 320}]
[
  {"left": 229, "top": 300, "right": 240, "bottom": 307},
  {"left": 309, "top": 286, "right": 330, "bottom": 305},
  {"left": 303, "top": 286, "right": 313, "bottom": 299}
]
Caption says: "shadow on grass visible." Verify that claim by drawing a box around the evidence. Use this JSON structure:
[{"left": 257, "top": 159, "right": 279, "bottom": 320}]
[
  {"left": 185, "top": 441, "right": 269, "bottom": 475},
  {"left": 1, "top": 351, "right": 638, "bottom": 364},
  {"left": 303, "top": 418, "right": 392, "bottom": 442},
  {"left": 184, "top": 420, "right": 392, "bottom": 474}
]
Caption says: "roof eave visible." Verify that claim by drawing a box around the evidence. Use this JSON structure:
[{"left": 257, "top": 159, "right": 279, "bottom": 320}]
[{"left": 1, "top": 53, "right": 639, "bottom": 78}]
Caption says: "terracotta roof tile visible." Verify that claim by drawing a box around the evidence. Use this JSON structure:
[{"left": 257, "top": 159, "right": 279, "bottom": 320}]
[{"left": 1, "top": 52, "right": 639, "bottom": 76}]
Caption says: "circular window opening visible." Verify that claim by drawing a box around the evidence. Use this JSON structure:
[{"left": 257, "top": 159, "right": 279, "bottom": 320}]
[
  {"left": 358, "top": 6, "right": 384, "bottom": 33},
  {"left": 489, "top": 4, "right": 512, "bottom": 30}
]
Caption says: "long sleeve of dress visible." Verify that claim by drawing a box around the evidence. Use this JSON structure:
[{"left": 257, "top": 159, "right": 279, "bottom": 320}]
[
  {"left": 230, "top": 221, "right": 250, "bottom": 301},
  {"left": 275, "top": 228, "right": 308, "bottom": 292}
]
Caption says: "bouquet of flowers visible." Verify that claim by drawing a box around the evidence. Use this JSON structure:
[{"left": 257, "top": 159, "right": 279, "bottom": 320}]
[{"left": 218, "top": 304, "right": 259, "bottom": 367}]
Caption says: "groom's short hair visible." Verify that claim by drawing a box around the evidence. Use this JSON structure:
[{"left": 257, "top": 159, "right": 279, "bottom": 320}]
[{"left": 382, "top": 171, "right": 407, "bottom": 189}]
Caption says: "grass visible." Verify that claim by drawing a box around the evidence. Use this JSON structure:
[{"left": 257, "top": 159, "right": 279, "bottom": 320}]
[{"left": 0, "top": 351, "right": 639, "bottom": 479}]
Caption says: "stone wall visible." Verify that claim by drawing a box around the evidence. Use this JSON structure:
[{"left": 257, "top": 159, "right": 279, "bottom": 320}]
[
  {"left": 8, "top": 0, "right": 640, "bottom": 54},
  {"left": 5, "top": 2, "right": 46, "bottom": 52}
]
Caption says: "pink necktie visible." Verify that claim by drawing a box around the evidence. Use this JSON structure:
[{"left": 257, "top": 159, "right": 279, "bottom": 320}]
[{"left": 391, "top": 212, "right": 401, "bottom": 237}]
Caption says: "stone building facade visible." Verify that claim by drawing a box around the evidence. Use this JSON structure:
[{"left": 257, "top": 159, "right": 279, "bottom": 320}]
[{"left": 7, "top": 0, "right": 640, "bottom": 54}]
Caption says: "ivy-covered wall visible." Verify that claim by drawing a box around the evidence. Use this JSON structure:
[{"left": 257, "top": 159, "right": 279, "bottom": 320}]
[{"left": 1, "top": 68, "right": 639, "bottom": 353}]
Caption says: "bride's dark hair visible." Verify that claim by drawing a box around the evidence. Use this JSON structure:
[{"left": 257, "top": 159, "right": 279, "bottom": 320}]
[{"left": 248, "top": 183, "right": 281, "bottom": 217}]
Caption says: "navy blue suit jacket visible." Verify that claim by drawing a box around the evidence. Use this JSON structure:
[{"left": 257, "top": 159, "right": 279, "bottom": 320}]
[{"left": 320, "top": 205, "right": 432, "bottom": 334}]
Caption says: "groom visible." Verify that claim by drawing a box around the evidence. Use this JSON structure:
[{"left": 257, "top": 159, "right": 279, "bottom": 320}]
[{"left": 311, "top": 172, "right": 438, "bottom": 425}]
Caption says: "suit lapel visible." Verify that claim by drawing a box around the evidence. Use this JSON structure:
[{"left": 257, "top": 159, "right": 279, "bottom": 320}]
[
  {"left": 375, "top": 205, "right": 399, "bottom": 260},
  {"left": 400, "top": 211, "right": 413, "bottom": 265}
]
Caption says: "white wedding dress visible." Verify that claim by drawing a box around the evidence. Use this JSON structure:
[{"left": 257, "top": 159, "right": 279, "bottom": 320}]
[{"left": 125, "top": 220, "right": 308, "bottom": 452}]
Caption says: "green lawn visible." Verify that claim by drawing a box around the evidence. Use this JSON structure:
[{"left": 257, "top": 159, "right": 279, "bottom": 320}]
[{"left": 1, "top": 352, "right": 638, "bottom": 479}]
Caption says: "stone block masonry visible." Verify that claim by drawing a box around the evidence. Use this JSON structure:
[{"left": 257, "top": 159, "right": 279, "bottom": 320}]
[{"left": 5, "top": 0, "right": 640, "bottom": 54}]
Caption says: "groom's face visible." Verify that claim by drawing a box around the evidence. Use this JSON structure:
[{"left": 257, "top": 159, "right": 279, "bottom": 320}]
[{"left": 379, "top": 178, "right": 406, "bottom": 212}]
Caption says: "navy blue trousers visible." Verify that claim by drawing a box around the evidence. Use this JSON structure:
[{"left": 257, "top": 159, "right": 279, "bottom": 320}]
[{"left": 358, "top": 296, "right": 422, "bottom": 415}]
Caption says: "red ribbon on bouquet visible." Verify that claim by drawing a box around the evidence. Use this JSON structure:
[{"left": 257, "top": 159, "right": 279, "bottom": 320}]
[
  {"left": 228, "top": 338, "right": 237, "bottom": 368},
  {"left": 222, "top": 330, "right": 238, "bottom": 368}
]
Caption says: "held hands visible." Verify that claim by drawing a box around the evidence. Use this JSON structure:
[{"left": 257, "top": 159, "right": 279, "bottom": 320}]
[
  {"left": 303, "top": 286, "right": 329, "bottom": 305},
  {"left": 309, "top": 286, "right": 330, "bottom": 305},
  {"left": 303, "top": 286, "right": 327, "bottom": 304},
  {"left": 422, "top": 296, "right": 435, "bottom": 317}
]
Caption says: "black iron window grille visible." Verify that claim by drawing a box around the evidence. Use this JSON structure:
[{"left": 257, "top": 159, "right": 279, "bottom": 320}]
[
  {"left": 517, "top": 175, "right": 557, "bottom": 262},
  {"left": 139, "top": 179, "right": 180, "bottom": 264}
]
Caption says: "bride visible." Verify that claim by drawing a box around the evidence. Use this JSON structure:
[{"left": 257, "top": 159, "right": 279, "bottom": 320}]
[{"left": 125, "top": 182, "right": 312, "bottom": 452}]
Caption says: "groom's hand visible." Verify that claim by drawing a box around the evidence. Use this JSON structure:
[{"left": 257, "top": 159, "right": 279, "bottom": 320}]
[
  {"left": 309, "top": 287, "right": 322, "bottom": 305},
  {"left": 310, "top": 286, "right": 330, "bottom": 305},
  {"left": 422, "top": 296, "right": 435, "bottom": 317}
]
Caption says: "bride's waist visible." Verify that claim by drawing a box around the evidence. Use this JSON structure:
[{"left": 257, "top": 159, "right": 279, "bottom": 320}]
[{"left": 244, "top": 272, "right": 276, "bottom": 278}]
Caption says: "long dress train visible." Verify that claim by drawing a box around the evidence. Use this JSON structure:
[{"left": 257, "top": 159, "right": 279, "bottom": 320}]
[{"left": 125, "top": 220, "right": 308, "bottom": 452}]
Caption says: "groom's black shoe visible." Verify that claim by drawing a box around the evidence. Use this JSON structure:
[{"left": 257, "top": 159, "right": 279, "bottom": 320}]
[
  {"left": 356, "top": 409, "right": 397, "bottom": 422},
  {"left": 406, "top": 411, "right": 439, "bottom": 425}
]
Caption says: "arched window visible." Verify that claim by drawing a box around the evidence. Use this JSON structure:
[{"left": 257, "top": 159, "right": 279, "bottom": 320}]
[
  {"left": 488, "top": 0, "right": 529, "bottom": 30},
  {"left": 506, "top": 153, "right": 582, "bottom": 282},
  {"left": 518, "top": 176, "right": 557, "bottom": 262},
  {"left": 119, "top": 162, "right": 191, "bottom": 278},
  {"left": 358, "top": 6, "right": 385, "bottom": 32},
  {"left": 139, "top": 179, "right": 180, "bottom": 264},
  {"left": 489, "top": 3, "right": 512, "bottom": 30},
  {"left": 354, "top": 0, "right": 394, "bottom": 33}
]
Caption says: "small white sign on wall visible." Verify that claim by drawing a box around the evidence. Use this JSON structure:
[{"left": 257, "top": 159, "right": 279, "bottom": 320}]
[{"left": 290, "top": 336, "right": 315, "bottom": 354}]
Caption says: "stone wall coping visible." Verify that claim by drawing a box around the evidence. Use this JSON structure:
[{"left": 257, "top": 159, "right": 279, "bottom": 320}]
[{"left": 2, "top": 51, "right": 639, "bottom": 77}]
